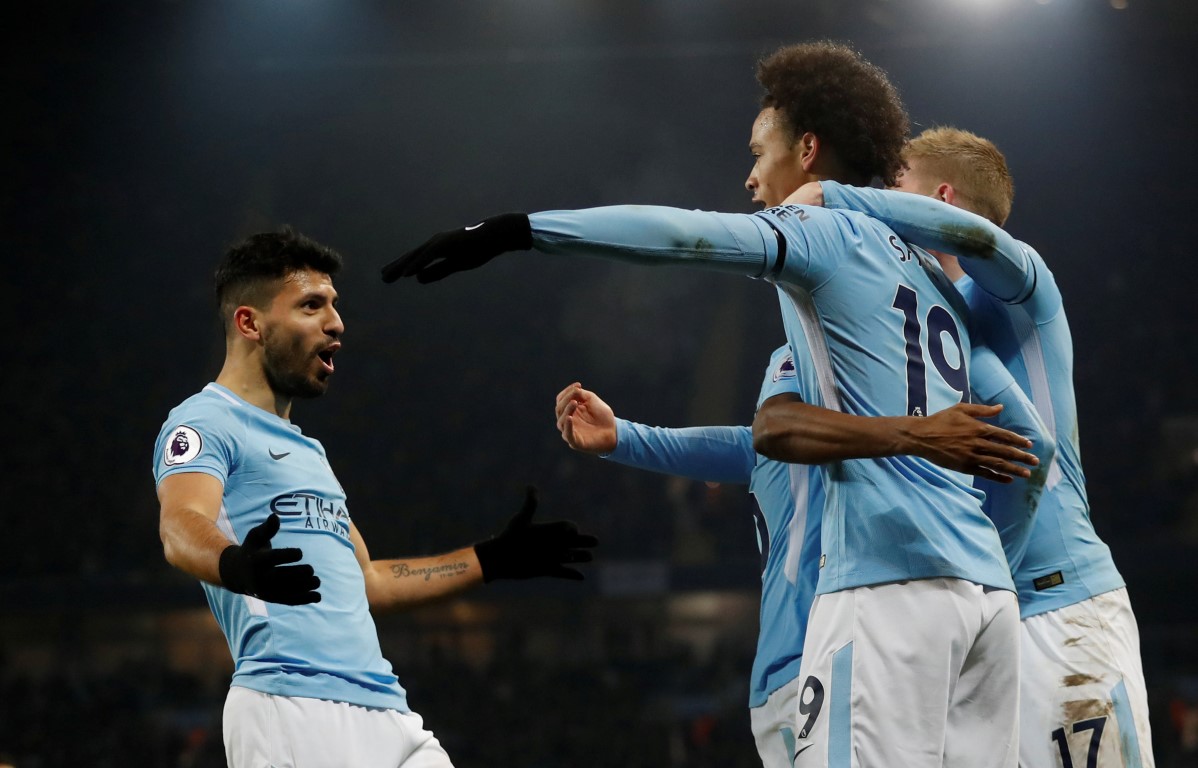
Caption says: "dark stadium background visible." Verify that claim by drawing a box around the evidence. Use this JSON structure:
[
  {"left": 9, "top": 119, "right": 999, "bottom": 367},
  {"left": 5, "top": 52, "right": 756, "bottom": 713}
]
[{"left": 4, "top": 1, "right": 1197, "bottom": 765}]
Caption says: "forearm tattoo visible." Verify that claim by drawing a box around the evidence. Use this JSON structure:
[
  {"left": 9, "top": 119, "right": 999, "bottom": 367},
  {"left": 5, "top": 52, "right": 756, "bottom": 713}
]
[{"left": 389, "top": 561, "right": 470, "bottom": 582}]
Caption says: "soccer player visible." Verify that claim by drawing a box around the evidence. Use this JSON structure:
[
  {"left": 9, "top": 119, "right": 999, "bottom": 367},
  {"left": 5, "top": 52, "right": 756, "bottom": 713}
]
[
  {"left": 153, "top": 229, "right": 597, "bottom": 768},
  {"left": 555, "top": 337, "right": 1050, "bottom": 768},
  {"left": 799, "top": 127, "right": 1154, "bottom": 767},
  {"left": 384, "top": 41, "right": 1037, "bottom": 767},
  {"left": 554, "top": 120, "right": 1052, "bottom": 767},
  {"left": 556, "top": 349, "right": 823, "bottom": 768}
]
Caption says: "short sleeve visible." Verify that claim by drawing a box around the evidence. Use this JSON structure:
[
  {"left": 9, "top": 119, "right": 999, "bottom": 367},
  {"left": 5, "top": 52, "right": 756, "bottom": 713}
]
[
  {"left": 758, "top": 345, "right": 803, "bottom": 403},
  {"left": 153, "top": 404, "right": 241, "bottom": 487}
]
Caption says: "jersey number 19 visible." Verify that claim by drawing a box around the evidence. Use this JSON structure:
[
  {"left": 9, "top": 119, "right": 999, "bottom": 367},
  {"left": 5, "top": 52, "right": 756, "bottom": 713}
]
[{"left": 891, "top": 284, "right": 969, "bottom": 417}]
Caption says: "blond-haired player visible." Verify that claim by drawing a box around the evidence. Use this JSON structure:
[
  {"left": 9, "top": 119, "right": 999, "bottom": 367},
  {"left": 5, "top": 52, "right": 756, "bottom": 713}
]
[{"left": 802, "top": 126, "right": 1154, "bottom": 767}]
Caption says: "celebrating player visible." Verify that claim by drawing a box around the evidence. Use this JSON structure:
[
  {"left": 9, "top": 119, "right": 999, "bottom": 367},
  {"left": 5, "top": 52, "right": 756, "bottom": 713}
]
[
  {"left": 798, "top": 127, "right": 1155, "bottom": 767},
  {"left": 555, "top": 334, "right": 1051, "bottom": 768},
  {"left": 153, "top": 229, "right": 596, "bottom": 768},
  {"left": 556, "top": 349, "right": 823, "bottom": 768},
  {"left": 553, "top": 118, "right": 1053, "bottom": 767},
  {"left": 385, "top": 41, "right": 1041, "bottom": 767}
]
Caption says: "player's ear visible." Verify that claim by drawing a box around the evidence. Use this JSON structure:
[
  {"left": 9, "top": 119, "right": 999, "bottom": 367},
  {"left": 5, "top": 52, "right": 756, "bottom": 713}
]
[
  {"left": 232, "top": 305, "right": 264, "bottom": 342},
  {"left": 798, "top": 131, "right": 819, "bottom": 171},
  {"left": 936, "top": 183, "right": 956, "bottom": 206}
]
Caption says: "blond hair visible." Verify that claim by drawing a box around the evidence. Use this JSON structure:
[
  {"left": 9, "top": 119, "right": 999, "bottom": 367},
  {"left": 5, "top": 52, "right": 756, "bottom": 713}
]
[{"left": 903, "top": 127, "right": 1014, "bottom": 226}]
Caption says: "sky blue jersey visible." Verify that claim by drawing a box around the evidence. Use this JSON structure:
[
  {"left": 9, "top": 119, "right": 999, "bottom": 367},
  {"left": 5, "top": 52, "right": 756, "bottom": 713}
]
[
  {"left": 532, "top": 205, "right": 1014, "bottom": 594},
  {"left": 820, "top": 182, "right": 1124, "bottom": 617},
  {"left": 153, "top": 383, "right": 409, "bottom": 711},
  {"left": 604, "top": 344, "right": 823, "bottom": 708},
  {"left": 969, "top": 344, "right": 1056, "bottom": 576}
]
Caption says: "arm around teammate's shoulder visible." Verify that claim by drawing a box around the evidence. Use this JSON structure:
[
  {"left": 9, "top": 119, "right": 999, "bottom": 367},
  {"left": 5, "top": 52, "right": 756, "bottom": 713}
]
[{"left": 816, "top": 181, "right": 1036, "bottom": 304}]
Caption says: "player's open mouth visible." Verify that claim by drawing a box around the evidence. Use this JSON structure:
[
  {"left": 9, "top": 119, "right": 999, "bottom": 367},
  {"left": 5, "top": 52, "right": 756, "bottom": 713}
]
[{"left": 317, "top": 343, "right": 339, "bottom": 374}]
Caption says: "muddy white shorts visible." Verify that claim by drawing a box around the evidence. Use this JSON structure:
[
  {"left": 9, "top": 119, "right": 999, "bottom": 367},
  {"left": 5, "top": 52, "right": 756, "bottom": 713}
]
[
  {"left": 1020, "top": 588, "right": 1154, "bottom": 768},
  {"left": 223, "top": 686, "right": 454, "bottom": 768},
  {"left": 791, "top": 578, "right": 1021, "bottom": 768}
]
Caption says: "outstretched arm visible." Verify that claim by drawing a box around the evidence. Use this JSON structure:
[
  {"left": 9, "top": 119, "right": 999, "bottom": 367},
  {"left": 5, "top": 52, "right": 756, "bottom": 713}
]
[
  {"left": 752, "top": 393, "right": 1040, "bottom": 483},
  {"left": 382, "top": 207, "right": 779, "bottom": 284},
  {"left": 555, "top": 382, "right": 755, "bottom": 485},
  {"left": 356, "top": 488, "right": 597, "bottom": 613}
]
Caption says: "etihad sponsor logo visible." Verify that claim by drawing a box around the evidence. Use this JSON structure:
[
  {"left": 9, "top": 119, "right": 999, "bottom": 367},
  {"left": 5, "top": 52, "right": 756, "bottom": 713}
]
[{"left": 270, "top": 493, "right": 350, "bottom": 534}]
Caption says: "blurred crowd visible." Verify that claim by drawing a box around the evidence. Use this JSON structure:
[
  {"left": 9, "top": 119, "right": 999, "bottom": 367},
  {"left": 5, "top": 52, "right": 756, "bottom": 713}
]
[{"left": 3, "top": 609, "right": 1198, "bottom": 768}]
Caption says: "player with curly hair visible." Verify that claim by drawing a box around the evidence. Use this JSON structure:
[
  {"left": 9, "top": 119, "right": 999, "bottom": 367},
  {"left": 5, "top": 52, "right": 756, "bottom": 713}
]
[
  {"left": 384, "top": 42, "right": 1031, "bottom": 767},
  {"left": 755, "top": 42, "right": 909, "bottom": 188}
]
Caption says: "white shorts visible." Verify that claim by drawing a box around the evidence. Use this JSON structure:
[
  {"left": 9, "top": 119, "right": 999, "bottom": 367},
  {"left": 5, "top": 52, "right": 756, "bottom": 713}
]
[
  {"left": 1020, "top": 588, "right": 1155, "bottom": 768},
  {"left": 751, "top": 674, "right": 802, "bottom": 768},
  {"left": 223, "top": 686, "right": 454, "bottom": 768},
  {"left": 791, "top": 578, "right": 1020, "bottom": 768}
]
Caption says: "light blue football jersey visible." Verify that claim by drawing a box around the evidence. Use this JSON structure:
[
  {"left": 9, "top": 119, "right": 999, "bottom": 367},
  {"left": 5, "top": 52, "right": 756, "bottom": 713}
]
[
  {"left": 153, "top": 383, "right": 409, "bottom": 711},
  {"left": 747, "top": 344, "right": 823, "bottom": 708},
  {"left": 604, "top": 344, "right": 824, "bottom": 708},
  {"left": 968, "top": 344, "right": 1055, "bottom": 577},
  {"left": 533, "top": 205, "right": 1013, "bottom": 595},
  {"left": 819, "top": 182, "right": 1124, "bottom": 617}
]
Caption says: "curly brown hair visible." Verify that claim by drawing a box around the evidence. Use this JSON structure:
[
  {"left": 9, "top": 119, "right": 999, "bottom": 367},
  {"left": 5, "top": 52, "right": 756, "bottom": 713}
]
[{"left": 757, "top": 41, "right": 909, "bottom": 186}]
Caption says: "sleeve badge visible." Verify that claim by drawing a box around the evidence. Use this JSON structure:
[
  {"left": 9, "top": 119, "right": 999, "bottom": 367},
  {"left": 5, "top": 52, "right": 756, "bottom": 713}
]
[{"left": 164, "top": 425, "right": 203, "bottom": 466}]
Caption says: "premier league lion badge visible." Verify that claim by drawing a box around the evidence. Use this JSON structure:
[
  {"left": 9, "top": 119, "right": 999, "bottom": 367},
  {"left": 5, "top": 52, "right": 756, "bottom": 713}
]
[{"left": 164, "top": 425, "right": 202, "bottom": 466}]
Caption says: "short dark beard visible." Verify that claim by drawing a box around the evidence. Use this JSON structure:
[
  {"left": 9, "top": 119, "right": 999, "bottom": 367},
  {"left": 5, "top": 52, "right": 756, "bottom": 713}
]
[{"left": 262, "top": 328, "right": 328, "bottom": 400}]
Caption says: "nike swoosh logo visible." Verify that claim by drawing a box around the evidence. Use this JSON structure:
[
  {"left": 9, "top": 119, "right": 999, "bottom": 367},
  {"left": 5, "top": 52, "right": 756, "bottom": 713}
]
[
  {"left": 793, "top": 744, "right": 814, "bottom": 762},
  {"left": 269, "top": 450, "right": 291, "bottom": 460},
  {"left": 464, "top": 223, "right": 484, "bottom": 231}
]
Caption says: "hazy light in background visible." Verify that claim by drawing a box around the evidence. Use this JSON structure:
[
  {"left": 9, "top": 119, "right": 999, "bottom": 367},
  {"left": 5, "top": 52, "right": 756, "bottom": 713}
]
[{"left": 952, "top": 0, "right": 1132, "bottom": 8}]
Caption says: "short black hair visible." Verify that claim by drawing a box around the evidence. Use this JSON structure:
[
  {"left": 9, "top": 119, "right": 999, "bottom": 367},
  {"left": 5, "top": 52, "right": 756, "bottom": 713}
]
[
  {"left": 757, "top": 41, "right": 909, "bottom": 186},
  {"left": 215, "top": 227, "right": 343, "bottom": 332}
]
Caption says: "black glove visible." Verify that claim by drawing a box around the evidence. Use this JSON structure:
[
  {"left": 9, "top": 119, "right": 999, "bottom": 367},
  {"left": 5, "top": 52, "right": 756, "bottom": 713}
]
[
  {"left": 218, "top": 513, "right": 321, "bottom": 605},
  {"left": 381, "top": 213, "right": 533, "bottom": 284},
  {"left": 474, "top": 487, "right": 599, "bottom": 583}
]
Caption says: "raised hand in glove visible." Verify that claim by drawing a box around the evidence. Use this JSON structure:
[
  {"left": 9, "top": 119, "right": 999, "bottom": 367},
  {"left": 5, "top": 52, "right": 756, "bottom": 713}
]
[
  {"left": 474, "top": 487, "right": 598, "bottom": 582},
  {"left": 381, "top": 213, "right": 532, "bottom": 284},
  {"left": 218, "top": 513, "right": 322, "bottom": 605}
]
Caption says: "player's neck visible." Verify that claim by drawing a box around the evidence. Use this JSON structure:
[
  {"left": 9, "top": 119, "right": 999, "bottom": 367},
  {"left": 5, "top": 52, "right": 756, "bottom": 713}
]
[
  {"left": 809, "top": 153, "right": 868, "bottom": 188},
  {"left": 931, "top": 250, "right": 966, "bottom": 281},
  {"left": 216, "top": 355, "right": 293, "bottom": 420}
]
